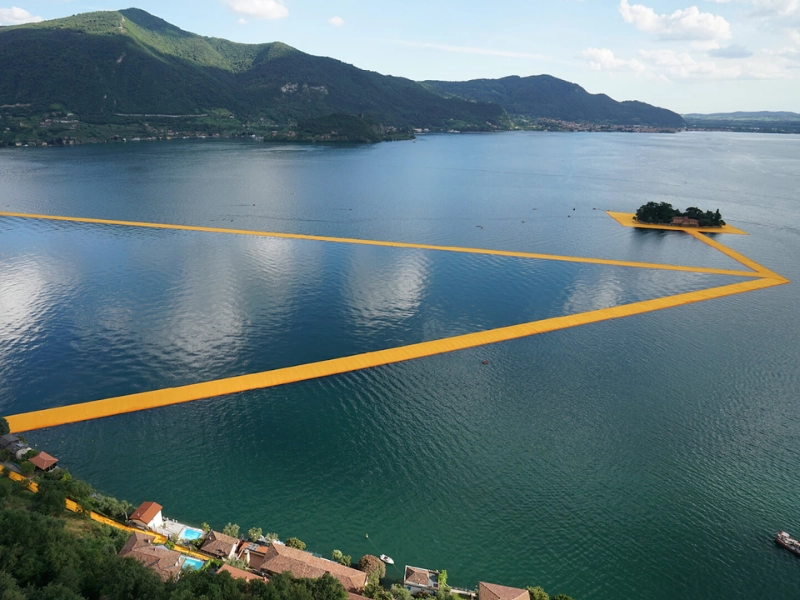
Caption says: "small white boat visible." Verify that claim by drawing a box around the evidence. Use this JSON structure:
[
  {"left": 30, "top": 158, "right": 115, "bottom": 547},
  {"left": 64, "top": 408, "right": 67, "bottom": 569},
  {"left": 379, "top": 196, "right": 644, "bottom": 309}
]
[{"left": 380, "top": 554, "right": 394, "bottom": 565}]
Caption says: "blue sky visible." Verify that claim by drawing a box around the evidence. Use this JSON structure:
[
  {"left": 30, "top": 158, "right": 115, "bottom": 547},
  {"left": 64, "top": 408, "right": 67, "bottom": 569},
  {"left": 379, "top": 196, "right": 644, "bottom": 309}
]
[{"left": 2, "top": 1, "right": 798, "bottom": 113}]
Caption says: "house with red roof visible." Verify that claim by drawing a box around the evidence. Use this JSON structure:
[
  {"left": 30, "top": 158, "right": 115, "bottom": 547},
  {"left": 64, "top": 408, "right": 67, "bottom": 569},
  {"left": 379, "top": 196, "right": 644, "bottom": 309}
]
[
  {"left": 258, "top": 543, "right": 367, "bottom": 592},
  {"left": 478, "top": 582, "right": 529, "bottom": 600},
  {"left": 129, "top": 501, "right": 164, "bottom": 530}
]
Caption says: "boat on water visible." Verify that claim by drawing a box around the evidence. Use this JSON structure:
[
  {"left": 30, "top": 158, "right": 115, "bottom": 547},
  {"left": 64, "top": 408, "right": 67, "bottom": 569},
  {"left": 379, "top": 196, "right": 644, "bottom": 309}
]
[
  {"left": 380, "top": 554, "right": 394, "bottom": 565},
  {"left": 775, "top": 531, "right": 800, "bottom": 556}
]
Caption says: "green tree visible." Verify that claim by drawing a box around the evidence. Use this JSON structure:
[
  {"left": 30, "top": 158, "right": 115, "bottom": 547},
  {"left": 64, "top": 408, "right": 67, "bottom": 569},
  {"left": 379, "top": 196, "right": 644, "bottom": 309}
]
[
  {"left": 390, "top": 584, "right": 412, "bottom": 600},
  {"left": 223, "top": 522, "right": 240, "bottom": 537},
  {"left": 264, "top": 531, "right": 279, "bottom": 542},
  {"left": 358, "top": 555, "right": 385, "bottom": 580},
  {"left": 201, "top": 521, "right": 211, "bottom": 533},
  {"left": 248, "top": 527, "right": 263, "bottom": 541},
  {"left": 438, "top": 570, "right": 448, "bottom": 590},
  {"left": 19, "top": 461, "right": 35, "bottom": 476},
  {"left": 364, "top": 579, "right": 393, "bottom": 600},
  {"left": 32, "top": 479, "right": 66, "bottom": 515},
  {"left": 526, "top": 586, "right": 549, "bottom": 600},
  {"left": 0, "top": 416, "right": 9, "bottom": 435},
  {"left": 312, "top": 573, "right": 348, "bottom": 600},
  {"left": 551, "top": 595, "right": 574, "bottom": 600},
  {"left": 285, "top": 537, "right": 306, "bottom": 550}
]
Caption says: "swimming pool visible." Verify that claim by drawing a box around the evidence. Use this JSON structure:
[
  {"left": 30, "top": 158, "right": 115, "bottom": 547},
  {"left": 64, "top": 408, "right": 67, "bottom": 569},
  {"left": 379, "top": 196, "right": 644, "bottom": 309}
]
[
  {"left": 179, "top": 527, "right": 204, "bottom": 541},
  {"left": 182, "top": 557, "right": 205, "bottom": 571}
]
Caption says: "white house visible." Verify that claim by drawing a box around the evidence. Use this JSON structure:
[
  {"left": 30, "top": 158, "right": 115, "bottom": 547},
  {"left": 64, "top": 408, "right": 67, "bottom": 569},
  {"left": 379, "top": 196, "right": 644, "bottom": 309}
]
[{"left": 129, "top": 501, "right": 164, "bottom": 530}]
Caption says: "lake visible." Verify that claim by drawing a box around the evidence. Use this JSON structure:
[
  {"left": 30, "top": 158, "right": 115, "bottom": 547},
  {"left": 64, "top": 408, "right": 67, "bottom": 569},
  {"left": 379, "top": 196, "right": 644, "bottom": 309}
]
[{"left": 1, "top": 132, "right": 799, "bottom": 599}]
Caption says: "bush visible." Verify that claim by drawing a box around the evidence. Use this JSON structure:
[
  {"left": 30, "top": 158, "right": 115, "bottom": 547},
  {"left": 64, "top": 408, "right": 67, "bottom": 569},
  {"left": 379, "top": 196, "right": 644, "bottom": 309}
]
[
  {"left": 285, "top": 537, "right": 306, "bottom": 550},
  {"left": 527, "top": 587, "right": 549, "bottom": 600},
  {"left": 0, "top": 416, "right": 9, "bottom": 435},
  {"left": 391, "top": 584, "right": 412, "bottom": 600},
  {"left": 19, "top": 461, "right": 35, "bottom": 476},
  {"left": 358, "top": 555, "right": 386, "bottom": 580}
]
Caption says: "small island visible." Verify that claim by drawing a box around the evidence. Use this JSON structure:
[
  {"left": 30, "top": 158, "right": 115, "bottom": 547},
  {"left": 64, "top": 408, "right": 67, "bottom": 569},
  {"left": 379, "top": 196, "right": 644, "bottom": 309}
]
[{"left": 635, "top": 202, "right": 725, "bottom": 228}]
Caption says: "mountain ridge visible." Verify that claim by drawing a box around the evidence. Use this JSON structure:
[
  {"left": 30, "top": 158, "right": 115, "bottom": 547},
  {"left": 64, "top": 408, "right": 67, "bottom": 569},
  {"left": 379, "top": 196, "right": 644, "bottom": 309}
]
[{"left": 0, "top": 8, "right": 685, "bottom": 145}]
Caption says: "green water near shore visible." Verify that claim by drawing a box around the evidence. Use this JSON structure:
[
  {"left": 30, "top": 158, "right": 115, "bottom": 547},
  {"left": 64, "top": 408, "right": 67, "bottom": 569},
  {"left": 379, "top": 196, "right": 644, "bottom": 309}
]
[{"left": 1, "top": 132, "right": 799, "bottom": 599}]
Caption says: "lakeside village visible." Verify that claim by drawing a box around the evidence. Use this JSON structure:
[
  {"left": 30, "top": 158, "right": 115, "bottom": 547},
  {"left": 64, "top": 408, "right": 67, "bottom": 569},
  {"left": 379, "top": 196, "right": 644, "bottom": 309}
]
[{"left": 0, "top": 419, "right": 572, "bottom": 600}]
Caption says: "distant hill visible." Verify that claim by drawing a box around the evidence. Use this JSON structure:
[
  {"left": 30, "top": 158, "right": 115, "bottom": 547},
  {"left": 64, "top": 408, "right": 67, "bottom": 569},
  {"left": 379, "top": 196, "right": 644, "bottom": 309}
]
[
  {"left": 684, "top": 111, "right": 800, "bottom": 121},
  {"left": 423, "top": 75, "right": 685, "bottom": 128},
  {"left": 0, "top": 8, "right": 506, "bottom": 131},
  {"left": 683, "top": 111, "right": 800, "bottom": 133}
]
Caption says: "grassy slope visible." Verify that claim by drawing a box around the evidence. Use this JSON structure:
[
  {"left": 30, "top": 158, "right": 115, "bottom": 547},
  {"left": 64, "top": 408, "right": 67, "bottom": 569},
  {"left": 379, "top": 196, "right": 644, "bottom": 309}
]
[{"left": 423, "top": 75, "right": 686, "bottom": 127}]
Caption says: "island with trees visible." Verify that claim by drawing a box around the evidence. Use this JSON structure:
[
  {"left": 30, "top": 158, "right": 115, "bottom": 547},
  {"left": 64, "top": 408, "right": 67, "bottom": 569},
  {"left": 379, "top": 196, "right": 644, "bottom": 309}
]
[{"left": 635, "top": 202, "right": 725, "bottom": 228}]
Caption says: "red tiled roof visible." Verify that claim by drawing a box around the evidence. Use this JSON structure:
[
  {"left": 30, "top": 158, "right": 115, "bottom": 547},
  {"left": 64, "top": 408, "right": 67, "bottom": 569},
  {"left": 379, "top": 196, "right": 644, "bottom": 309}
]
[
  {"left": 29, "top": 451, "right": 58, "bottom": 470},
  {"left": 404, "top": 566, "right": 438, "bottom": 588},
  {"left": 479, "top": 582, "right": 529, "bottom": 600},
  {"left": 260, "top": 544, "right": 367, "bottom": 591},
  {"left": 129, "top": 501, "right": 163, "bottom": 526},
  {"left": 118, "top": 531, "right": 181, "bottom": 582},
  {"left": 218, "top": 563, "right": 267, "bottom": 583},
  {"left": 201, "top": 531, "right": 240, "bottom": 558}
]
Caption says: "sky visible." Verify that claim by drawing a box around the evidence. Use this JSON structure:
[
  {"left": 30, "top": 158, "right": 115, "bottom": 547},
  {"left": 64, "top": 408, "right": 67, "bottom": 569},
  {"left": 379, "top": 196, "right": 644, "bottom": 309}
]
[{"left": 1, "top": 0, "right": 798, "bottom": 114}]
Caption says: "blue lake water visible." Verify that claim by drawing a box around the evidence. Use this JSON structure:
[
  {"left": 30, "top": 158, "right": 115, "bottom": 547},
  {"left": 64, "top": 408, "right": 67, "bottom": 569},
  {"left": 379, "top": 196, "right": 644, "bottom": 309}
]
[{"left": 1, "top": 132, "right": 799, "bottom": 599}]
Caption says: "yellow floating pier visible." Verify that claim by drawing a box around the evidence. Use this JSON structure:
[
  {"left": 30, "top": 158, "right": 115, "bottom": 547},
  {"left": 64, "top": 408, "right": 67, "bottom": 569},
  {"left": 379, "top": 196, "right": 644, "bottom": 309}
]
[
  {"left": 606, "top": 211, "right": 748, "bottom": 235},
  {"left": 0, "top": 210, "right": 789, "bottom": 433}
]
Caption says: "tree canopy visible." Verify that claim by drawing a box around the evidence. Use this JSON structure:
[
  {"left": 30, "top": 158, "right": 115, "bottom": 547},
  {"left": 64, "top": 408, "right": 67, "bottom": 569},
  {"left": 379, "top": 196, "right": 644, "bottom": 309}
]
[{"left": 635, "top": 202, "right": 724, "bottom": 227}]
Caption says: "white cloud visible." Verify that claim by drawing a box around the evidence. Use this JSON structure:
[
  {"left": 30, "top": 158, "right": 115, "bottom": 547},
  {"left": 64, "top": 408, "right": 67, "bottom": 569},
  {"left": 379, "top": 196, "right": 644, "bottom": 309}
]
[
  {"left": 222, "top": 0, "right": 288, "bottom": 20},
  {"left": 387, "top": 39, "right": 548, "bottom": 60},
  {"left": 750, "top": 0, "right": 799, "bottom": 17},
  {"left": 238, "top": 17, "right": 247, "bottom": 25},
  {"left": 0, "top": 6, "right": 43, "bottom": 25},
  {"left": 619, "top": 0, "right": 732, "bottom": 40},
  {"left": 329, "top": 16, "right": 344, "bottom": 27},
  {"left": 581, "top": 47, "right": 646, "bottom": 72}
]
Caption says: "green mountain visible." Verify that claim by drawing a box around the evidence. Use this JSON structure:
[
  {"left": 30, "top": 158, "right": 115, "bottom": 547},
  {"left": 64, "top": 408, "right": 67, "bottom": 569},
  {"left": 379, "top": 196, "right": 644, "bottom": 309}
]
[
  {"left": 0, "top": 8, "right": 506, "bottom": 131},
  {"left": 423, "top": 75, "right": 685, "bottom": 128}
]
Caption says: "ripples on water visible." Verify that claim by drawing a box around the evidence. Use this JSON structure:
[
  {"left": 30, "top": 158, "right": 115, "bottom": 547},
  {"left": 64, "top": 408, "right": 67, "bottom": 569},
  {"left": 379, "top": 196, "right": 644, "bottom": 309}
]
[{"left": 2, "top": 132, "right": 800, "bottom": 600}]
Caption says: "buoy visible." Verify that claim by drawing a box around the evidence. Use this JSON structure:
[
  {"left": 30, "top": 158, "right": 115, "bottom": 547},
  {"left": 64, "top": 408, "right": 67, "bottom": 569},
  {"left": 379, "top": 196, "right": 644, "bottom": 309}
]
[
  {"left": 482, "top": 360, "right": 489, "bottom": 365},
  {"left": 365, "top": 534, "right": 369, "bottom": 538}
]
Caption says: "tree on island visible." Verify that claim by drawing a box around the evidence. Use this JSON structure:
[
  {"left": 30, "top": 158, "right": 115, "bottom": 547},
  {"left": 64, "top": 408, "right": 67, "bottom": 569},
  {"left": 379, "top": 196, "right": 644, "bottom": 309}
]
[{"left": 635, "top": 202, "right": 724, "bottom": 227}]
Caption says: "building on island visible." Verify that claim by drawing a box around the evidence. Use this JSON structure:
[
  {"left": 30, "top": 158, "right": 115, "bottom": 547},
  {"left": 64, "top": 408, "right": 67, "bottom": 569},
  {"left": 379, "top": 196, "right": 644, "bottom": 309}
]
[
  {"left": 478, "top": 582, "right": 529, "bottom": 600},
  {"left": 201, "top": 530, "right": 241, "bottom": 560},
  {"left": 258, "top": 543, "right": 367, "bottom": 592},
  {"left": 28, "top": 451, "right": 58, "bottom": 472},
  {"left": 403, "top": 566, "right": 440, "bottom": 594},
  {"left": 118, "top": 531, "right": 183, "bottom": 581},
  {"left": 670, "top": 216, "right": 699, "bottom": 227},
  {"left": 129, "top": 501, "right": 164, "bottom": 531}
]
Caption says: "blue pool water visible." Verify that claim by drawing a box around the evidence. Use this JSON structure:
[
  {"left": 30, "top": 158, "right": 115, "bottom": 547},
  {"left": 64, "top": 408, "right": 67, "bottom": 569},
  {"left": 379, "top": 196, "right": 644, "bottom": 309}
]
[
  {"left": 182, "top": 557, "right": 205, "bottom": 571},
  {"left": 179, "top": 527, "right": 204, "bottom": 541}
]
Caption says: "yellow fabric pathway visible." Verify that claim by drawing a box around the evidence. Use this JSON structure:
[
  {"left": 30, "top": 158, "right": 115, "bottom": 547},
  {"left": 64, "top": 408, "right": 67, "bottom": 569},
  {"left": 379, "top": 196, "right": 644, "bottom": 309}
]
[
  {"left": 1, "top": 211, "right": 789, "bottom": 434},
  {"left": 0, "top": 210, "right": 760, "bottom": 278},
  {"left": 6, "top": 277, "right": 785, "bottom": 433},
  {"left": 0, "top": 466, "right": 207, "bottom": 560}
]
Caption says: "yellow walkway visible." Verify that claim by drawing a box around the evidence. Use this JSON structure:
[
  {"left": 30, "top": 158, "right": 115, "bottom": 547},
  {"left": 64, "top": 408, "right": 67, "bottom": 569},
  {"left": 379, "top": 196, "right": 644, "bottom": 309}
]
[
  {"left": 0, "top": 465, "right": 208, "bottom": 560},
  {"left": 606, "top": 211, "right": 748, "bottom": 235},
  {"left": 0, "top": 210, "right": 789, "bottom": 434}
]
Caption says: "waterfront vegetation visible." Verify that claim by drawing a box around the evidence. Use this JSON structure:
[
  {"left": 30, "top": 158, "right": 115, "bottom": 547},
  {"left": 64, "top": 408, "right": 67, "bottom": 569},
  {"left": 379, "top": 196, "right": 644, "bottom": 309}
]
[
  {"left": 0, "top": 454, "right": 573, "bottom": 600},
  {"left": 635, "top": 202, "right": 725, "bottom": 227}
]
